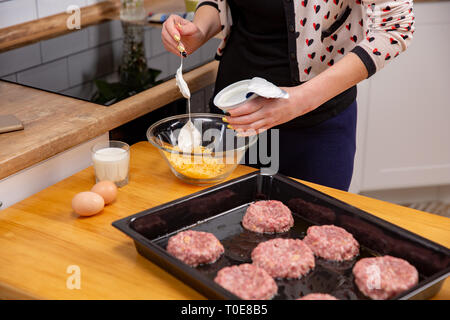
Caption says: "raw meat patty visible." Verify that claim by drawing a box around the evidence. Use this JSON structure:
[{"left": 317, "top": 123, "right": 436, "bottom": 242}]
[
  {"left": 303, "top": 225, "right": 359, "bottom": 261},
  {"left": 298, "top": 293, "right": 338, "bottom": 300},
  {"left": 353, "top": 255, "right": 419, "bottom": 300},
  {"left": 251, "top": 238, "right": 315, "bottom": 278},
  {"left": 214, "top": 264, "right": 278, "bottom": 300},
  {"left": 242, "top": 200, "right": 294, "bottom": 233},
  {"left": 166, "top": 230, "right": 224, "bottom": 267}
]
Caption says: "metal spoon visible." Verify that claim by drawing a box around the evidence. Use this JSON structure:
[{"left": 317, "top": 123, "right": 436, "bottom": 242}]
[{"left": 175, "top": 56, "right": 201, "bottom": 153}]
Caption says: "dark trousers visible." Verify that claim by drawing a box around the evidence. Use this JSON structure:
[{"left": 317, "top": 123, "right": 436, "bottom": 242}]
[{"left": 245, "top": 100, "right": 357, "bottom": 191}]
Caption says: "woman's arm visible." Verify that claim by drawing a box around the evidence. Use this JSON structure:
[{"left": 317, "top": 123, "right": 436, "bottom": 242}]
[
  {"left": 226, "top": 0, "right": 415, "bottom": 134},
  {"left": 296, "top": 53, "right": 368, "bottom": 114},
  {"left": 351, "top": 0, "right": 415, "bottom": 77},
  {"left": 161, "top": 5, "right": 221, "bottom": 57},
  {"left": 194, "top": 5, "right": 222, "bottom": 43}
]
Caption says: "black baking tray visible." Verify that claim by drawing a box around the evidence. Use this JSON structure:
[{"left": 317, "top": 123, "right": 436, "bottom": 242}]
[{"left": 112, "top": 172, "right": 450, "bottom": 300}]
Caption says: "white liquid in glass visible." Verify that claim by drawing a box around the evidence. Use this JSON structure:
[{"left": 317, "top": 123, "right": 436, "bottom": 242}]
[{"left": 93, "top": 147, "right": 129, "bottom": 186}]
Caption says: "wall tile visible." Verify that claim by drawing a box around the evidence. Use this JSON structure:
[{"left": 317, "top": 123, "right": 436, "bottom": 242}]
[
  {"left": 86, "top": 0, "right": 106, "bottom": 5},
  {"left": 183, "top": 47, "right": 202, "bottom": 71},
  {"left": 144, "top": 27, "right": 153, "bottom": 59},
  {"left": 36, "top": 0, "right": 87, "bottom": 18},
  {"left": 150, "top": 27, "right": 166, "bottom": 57},
  {"left": 0, "top": 0, "right": 38, "bottom": 28},
  {"left": 111, "top": 39, "right": 124, "bottom": 69},
  {"left": 17, "top": 58, "right": 70, "bottom": 92},
  {"left": 41, "top": 29, "right": 89, "bottom": 63},
  {"left": 0, "top": 43, "right": 42, "bottom": 77},
  {"left": 88, "top": 20, "right": 123, "bottom": 47},
  {"left": 68, "top": 43, "right": 114, "bottom": 86},
  {"left": 1, "top": 73, "right": 17, "bottom": 82},
  {"left": 147, "top": 53, "right": 169, "bottom": 81},
  {"left": 167, "top": 52, "right": 180, "bottom": 78}
]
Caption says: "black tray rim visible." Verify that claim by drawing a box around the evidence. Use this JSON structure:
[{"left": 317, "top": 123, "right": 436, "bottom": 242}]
[{"left": 112, "top": 171, "right": 450, "bottom": 300}]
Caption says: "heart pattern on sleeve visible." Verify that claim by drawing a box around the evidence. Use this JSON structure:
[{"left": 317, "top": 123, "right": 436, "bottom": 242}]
[{"left": 207, "top": 0, "right": 414, "bottom": 83}]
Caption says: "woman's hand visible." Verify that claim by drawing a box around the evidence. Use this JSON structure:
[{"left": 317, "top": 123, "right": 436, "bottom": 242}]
[
  {"left": 223, "top": 51, "right": 369, "bottom": 136},
  {"left": 161, "top": 14, "right": 206, "bottom": 57},
  {"left": 224, "top": 86, "right": 315, "bottom": 135}
]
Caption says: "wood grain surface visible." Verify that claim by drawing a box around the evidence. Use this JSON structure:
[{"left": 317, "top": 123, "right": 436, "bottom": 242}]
[
  {"left": 0, "top": 0, "right": 446, "bottom": 53},
  {"left": 0, "top": 0, "right": 188, "bottom": 54},
  {"left": 0, "top": 60, "right": 218, "bottom": 181},
  {"left": 0, "top": 142, "right": 448, "bottom": 300},
  {"left": 0, "top": 1, "right": 120, "bottom": 53}
]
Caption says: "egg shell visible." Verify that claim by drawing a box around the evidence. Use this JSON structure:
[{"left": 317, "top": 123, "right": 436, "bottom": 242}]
[
  {"left": 91, "top": 180, "right": 118, "bottom": 205},
  {"left": 72, "top": 191, "right": 104, "bottom": 216}
]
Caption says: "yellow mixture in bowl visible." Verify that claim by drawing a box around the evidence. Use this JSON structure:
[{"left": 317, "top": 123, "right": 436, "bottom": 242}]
[{"left": 164, "top": 146, "right": 226, "bottom": 179}]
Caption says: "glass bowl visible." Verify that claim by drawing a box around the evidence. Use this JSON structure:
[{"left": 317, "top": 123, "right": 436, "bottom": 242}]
[{"left": 147, "top": 113, "right": 258, "bottom": 185}]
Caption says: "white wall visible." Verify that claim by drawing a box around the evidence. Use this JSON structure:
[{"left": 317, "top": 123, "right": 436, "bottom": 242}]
[
  {"left": 349, "top": 2, "right": 450, "bottom": 194},
  {"left": 0, "top": 0, "right": 107, "bottom": 29}
]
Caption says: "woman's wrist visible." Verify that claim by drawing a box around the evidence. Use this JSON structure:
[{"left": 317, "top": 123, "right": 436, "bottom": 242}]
[
  {"left": 287, "top": 83, "right": 320, "bottom": 118},
  {"left": 288, "top": 53, "right": 368, "bottom": 119}
]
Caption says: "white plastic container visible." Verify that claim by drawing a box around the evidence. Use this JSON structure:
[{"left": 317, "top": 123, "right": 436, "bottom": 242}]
[{"left": 213, "top": 77, "right": 289, "bottom": 112}]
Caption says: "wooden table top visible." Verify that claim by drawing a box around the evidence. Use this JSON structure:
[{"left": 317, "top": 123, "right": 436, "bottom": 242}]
[{"left": 0, "top": 142, "right": 448, "bottom": 300}]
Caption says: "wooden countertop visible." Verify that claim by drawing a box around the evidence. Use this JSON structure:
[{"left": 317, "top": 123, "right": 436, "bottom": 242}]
[
  {"left": 0, "top": 61, "right": 218, "bottom": 181},
  {"left": 0, "top": 142, "right": 448, "bottom": 300},
  {"left": 0, "top": 0, "right": 185, "bottom": 54},
  {"left": 0, "top": 0, "right": 214, "bottom": 181}
]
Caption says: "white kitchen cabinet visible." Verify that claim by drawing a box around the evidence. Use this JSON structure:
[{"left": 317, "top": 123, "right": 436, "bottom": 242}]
[
  {"left": 0, "top": 134, "right": 108, "bottom": 210},
  {"left": 350, "top": 2, "right": 450, "bottom": 192}
]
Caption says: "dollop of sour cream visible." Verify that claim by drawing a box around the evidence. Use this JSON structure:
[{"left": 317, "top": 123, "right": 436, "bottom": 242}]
[
  {"left": 178, "top": 121, "right": 201, "bottom": 153},
  {"left": 176, "top": 62, "right": 191, "bottom": 99}
]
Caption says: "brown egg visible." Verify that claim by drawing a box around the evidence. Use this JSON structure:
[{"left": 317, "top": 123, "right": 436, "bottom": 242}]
[
  {"left": 72, "top": 191, "right": 104, "bottom": 216},
  {"left": 91, "top": 181, "right": 118, "bottom": 205}
]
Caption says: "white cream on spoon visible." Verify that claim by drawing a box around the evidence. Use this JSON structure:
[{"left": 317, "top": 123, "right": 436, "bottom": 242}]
[
  {"left": 176, "top": 56, "right": 201, "bottom": 153},
  {"left": 176, "top": 58, "right": 191, "bottom": 100}
]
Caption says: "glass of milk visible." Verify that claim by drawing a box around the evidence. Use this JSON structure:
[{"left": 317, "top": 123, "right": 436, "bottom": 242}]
[{"left": 91, "top": 141, "right": 130, "bottom": 187}]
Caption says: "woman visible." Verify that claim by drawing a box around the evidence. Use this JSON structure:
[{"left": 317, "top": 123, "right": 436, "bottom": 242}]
[{"left": 162, "top": 0, "right": 414, "bottom": 191}]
